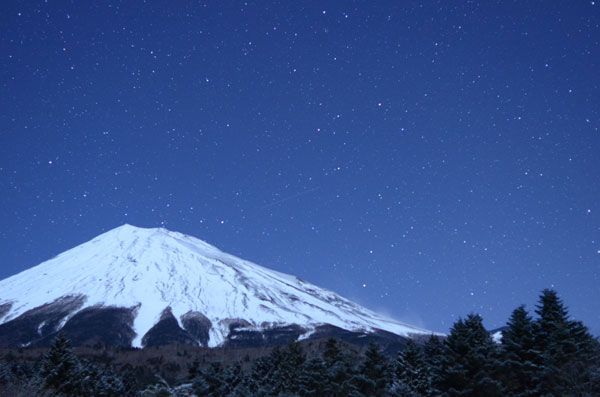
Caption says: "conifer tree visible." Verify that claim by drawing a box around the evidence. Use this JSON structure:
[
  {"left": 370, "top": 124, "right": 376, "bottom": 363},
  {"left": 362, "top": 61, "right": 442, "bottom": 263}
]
[
  {"left": 423, "top": 334, "right": 445, "bottom": 394},
  {"left": 566, "top": 320, "right": 600, "bottom": 393},
  {"left": 187, "top": 357, "right": 201, "bottom": 380},
  {"left": 77, "top": 359, "right": 125, "bottom": 397},
  {"left": 244, "top": 343, "right": 306, "bottom": 396},
  {"left": 350, "top": 341, "right": 390, "bottom": 396},
  {"left": 439, "top": 314, "right": 503, "bottom": 396},
  {"left": 0, "top": 360, "right": 9, "bottom": 386},
  {"left": 38, "top": 331, "right": 82, "bottom": 395},
  {"left": 270, "top": 342, "right": 306, "bottom": 395},
  {"left": 533, "top": 289, "right": 600, "bottom": 395},
  {"left": 139, "top": 376, "right": 189, "bottom": 397},
  {"left": 499, "top": 305, "right": 540, "bottom": 396},
  {"left": 297, "top": 357, "right": 330, "bottom": 396},
  {"left": 0, "top": 352, "right": 35, "bottom": 388},
  {"left": 244, "top": 346, "right": 285, "bottom": 395},
  {"left": 120, "top": 368, "right": 143, "bottom": 396},
  {"left": 220, "top": 363, "right": 243, "bottom": 394},
  {"left": 229, "top": 380, "right": 253, "bottom": 397},
  {"left": 322, "top": 338, "right": 355, "bottom": 396},
  {"left": 192, "top": 362, "right": 228, "bottom": 396},
  {"left": 393, "top": 339, "right": 432, "bottom": 396}
]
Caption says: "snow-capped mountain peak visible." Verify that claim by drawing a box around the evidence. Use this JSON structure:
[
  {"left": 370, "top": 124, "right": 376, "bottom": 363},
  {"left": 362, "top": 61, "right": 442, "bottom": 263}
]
[{"left": 0, "top": 224, "right": 438, "bottom": 348}]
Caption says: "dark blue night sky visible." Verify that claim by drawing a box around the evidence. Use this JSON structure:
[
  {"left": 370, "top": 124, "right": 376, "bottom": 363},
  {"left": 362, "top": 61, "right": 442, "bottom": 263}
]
[{"left": 1, "top": 1, "right": 599, "bottom": 335}]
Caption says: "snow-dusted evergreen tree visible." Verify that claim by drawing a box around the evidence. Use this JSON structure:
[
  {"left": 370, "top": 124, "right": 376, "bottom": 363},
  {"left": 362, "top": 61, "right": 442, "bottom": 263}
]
[
  {"left": 392, "top": 339, "right": 432, "bottom": 396},
  {"left": 270, "top": 342, "right": 306, "bottom": 395},
  {"left": 322, "top": 338, "right": 355, "bottom": 396},
  {"left": 423, "top": 334, "right": 445, "bottom": 394},
  {"left": 37, "top": 331, "right": 82, "bottom": 395},
  {"left": 120, "top": 368, "right": 143, "bottom": 396},
  {"left": 439, "top": 314, "right": 504, "bottom": 396},
  {"left": 96, "top": 368, "right": 126, "bottom": 396},
  {"left": 243, "top": 344, "right": 306, "bottom": 396},
  {"left": 0, "top": 352, "right": 35, "bottom": 388},
  {"left": 244, "top": 347, "right": 281, "bottom": 395},
  {"left": 229, "top": 380, "right": 253, "bottom": 397},
  {"left": 76, "top": 359, "right": 125, "bottom": 397},
  {"left": 296, "top": 356, "right": 330, "bottom": 396},
  {"left": 139, "top": 375, "right": 194, "bottom": 396},
  {"left": 138, "top": 377, "right": 171, "bottom": 397},
  {"left": 192, "top": 362, "right": 228, "bottom": 396},
  {"left": 220, "top": 363, "right": 243, "bottom": 394},
  {"left": 499, "top": 305, "right": 540, "bottom": 396},
  {"left": 0, "top": 354, "right": 35, "bottom": 395},
  {"left": 533, "top": 289, "right": 600, "bottom": 395},
  {"left": 350, "top": 341, "right": 391, "bottom": 396},
  {"left": 0, "top": 360, "right": 9, "bottom": 386},
  {"left": 186, "top": 357, "right": 201, "bottom": 380}
]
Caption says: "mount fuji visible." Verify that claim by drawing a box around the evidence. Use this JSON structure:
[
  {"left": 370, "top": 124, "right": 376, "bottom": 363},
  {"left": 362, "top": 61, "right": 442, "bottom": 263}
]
[{"left": 0, "top": 224, "right": 438, "bottom": 349}]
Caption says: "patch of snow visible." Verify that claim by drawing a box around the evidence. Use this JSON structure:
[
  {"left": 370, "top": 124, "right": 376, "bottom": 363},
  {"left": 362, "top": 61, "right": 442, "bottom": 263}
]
[
  {"left": 492, "top": 330, "right": 503, "bottom": 344},
  {"left": 297, "top": 326, "right": 317, "bottom": 341},
  {"left": 37, "top": 321, "right": 46, "bottom": 335}
]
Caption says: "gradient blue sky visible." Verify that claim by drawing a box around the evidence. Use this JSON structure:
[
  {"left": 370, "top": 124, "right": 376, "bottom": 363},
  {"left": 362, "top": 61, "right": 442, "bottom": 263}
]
[{"left": 1, "top": 0, "right": 599, "bottom": 335}]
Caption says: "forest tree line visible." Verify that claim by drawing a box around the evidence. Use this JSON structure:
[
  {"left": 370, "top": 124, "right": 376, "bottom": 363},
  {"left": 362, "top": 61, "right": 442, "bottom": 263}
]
[{"left": 1, "top": 289, "right": 599, "bottom": 396}]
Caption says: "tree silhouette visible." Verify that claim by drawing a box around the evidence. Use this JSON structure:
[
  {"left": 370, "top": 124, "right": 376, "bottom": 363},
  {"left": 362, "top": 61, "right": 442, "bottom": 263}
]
[
  {"left": 38, "top": 331, "right": 82, "bottom": 395},
  {"left": 440, "top": 314, "right": 503, "bottom": 396}
]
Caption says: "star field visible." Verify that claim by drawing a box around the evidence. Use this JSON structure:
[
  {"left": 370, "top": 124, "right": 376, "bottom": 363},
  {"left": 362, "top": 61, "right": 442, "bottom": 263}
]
[{"left": 1, "top": 1, "right": 599, "bottom": 334}]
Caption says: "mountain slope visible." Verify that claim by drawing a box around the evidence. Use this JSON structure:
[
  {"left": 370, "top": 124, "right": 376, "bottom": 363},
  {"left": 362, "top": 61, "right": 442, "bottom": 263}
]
[{"left": 0, "top": 224, "right": 438, "bottom": 348}]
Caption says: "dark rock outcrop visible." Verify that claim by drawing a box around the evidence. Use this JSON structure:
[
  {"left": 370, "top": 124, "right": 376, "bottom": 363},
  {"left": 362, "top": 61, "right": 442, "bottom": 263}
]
[
  {"left": 0, "top": 295, "right": 85, "bottom": 347},
  {"left": 181, "top": 311, "right": 212, "bottom": 346},
  {"left": 142, "top": 307, "right": 198, "bottom": 347},
  {"left": 0, "top": 302, "right": 12, "bottom": 320},
  {"left": 58, "top": 306, "right": 137, "bottom": 347}
]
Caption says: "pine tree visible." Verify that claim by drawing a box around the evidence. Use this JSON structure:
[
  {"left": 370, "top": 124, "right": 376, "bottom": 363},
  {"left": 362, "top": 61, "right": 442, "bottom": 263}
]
[
  {"left": 0, "top": 355, "right": 38, "bottom": 397},
  {"left": 350, "top": 341, "right": 390, "bottom": 396},
  {"left": 270, "top": 342, "right": 306, "bottom": 395},
  {"left": 0, "top": 360, "right": 9, "bottom": 386},
  {"left": 245, "top": 346, "right": 284, "bottom": 395},
  {"left": 38, "top": 331, "right": 82, "bottom": 395},
  {"left": 77, "top": 360, "right": 102, "bottom": 396},
  {"left": 192, "top": 361, "right": 226, "bottom": 396},
  {"left": 229, "top": 380, "right": 253, "bottom": 397},
  {"left": 138, "top": 376, "right": 178, "bottom": 396},
  {"left": 423, "top": 334, "right": 445, "bottom": 394},
  {"left": 297, "top": 357, "right": 330, "bottom": 396},
  {"left": 393, "top": 339, "right": 432, "bottom": 396},
  {"left": 120, "top": 368, "right": 142, "bottom": 396},
  {"left": 0, "top": 352, "right": 34, "bottom": 387},
  {"left": 566, "top": 321, "right": 600, "bottom": 393},
  {"left": 439, "top": 314, "right": 503, "bottom": 396},
  {"left": 533, "top": 289, "right": 600, "bottom": 395},
  {"left": 322, "top": 338, "right": 355, "bottom": 396},
  {"left": 187, "top": 357, "right": 201, "bottom": 380},
  {"left": 499, "top": 305, "right": 540, "bottom": 396},
  {"left": 323, "top": 338, "right": 343, "bottom": 365},
  {"left": 245, "top": 342, "right": 308, "bottom": 395}
]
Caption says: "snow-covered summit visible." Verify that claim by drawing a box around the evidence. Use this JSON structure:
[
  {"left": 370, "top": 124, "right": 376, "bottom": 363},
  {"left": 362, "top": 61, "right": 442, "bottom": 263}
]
[{"left": 0, "top": 224, "right": 437, "bottom": 347}]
